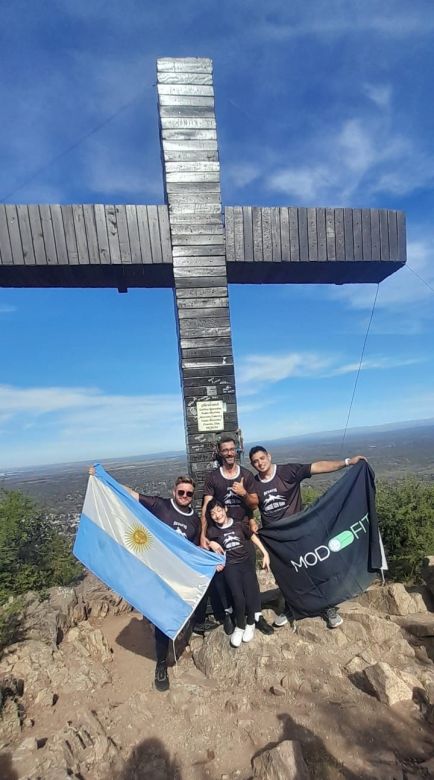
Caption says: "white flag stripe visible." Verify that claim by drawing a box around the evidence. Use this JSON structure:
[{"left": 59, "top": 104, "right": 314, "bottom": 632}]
[{"left": 84, "top": 477, "right": 209, "bottom": 606}]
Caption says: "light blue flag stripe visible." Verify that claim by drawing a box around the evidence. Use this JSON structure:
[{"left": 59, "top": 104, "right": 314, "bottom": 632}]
[
  {"left": 74, "top": 514, "right": 192, "bottom": 639},
  {"left": 74, "top": 464, "right": 223, "bottom": 640},
  {"left": 93, "top": 463, "right": 220, "bottom": 577}
]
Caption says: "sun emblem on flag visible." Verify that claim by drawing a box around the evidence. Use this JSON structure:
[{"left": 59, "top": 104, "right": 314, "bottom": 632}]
[{"left": 125, "top": 524, "right": 152, "bottom": 553}]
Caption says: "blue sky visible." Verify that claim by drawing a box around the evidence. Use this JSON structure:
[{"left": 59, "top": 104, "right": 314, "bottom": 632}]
[{"left": 1, "top": 0, "right": 434, "bottom": 468}]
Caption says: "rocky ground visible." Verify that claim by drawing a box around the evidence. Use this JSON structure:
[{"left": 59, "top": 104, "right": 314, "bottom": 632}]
[{"left": 1, "top": 563, "right": 434, "bottom": 780}]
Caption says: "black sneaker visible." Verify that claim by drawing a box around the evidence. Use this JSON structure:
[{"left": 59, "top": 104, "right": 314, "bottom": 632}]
[
  {"left": 223, "top": 613, "right": 234, "bottom": 635},
  {"left": 154, "top": 662, "right": 169, "bottom": 692},
  {"left": 255, "top": 615, "right": 274, "bottom": 635},
  {"left": 323, "top": 607, "right": 343, "bottom": 629},
  {"left": 192, "top": 618, "right": 219, "bottom": 636}
]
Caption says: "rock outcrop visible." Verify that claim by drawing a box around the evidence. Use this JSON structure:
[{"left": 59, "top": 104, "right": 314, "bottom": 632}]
[{"left": 1, "top": 578, "right": 433, "bottom": 779}]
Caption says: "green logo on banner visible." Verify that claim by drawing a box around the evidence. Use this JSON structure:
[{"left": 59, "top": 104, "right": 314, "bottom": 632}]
[{"left": 291, "top": 513, "right": 369, "bottom": 572}]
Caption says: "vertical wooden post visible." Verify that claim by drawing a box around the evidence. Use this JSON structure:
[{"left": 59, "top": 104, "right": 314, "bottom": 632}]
[{"left": 157, "top": 57, "right": 238, "bottom": 494}]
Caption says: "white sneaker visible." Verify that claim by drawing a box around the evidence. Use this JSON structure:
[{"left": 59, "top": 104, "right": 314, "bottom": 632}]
[
  {"left": 230, "top": 627, "right": 244, "bottom": 648},
  {"left": 242, "top": 623, "right": 255, "bottom": 643},
  {"left": 273, "top": 613, "right": 288, "bottom": 627}
]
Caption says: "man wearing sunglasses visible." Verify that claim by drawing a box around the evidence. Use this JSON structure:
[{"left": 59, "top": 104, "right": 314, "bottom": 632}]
[{"left": 124, "top": 474, "right": 218, "bottom": 691}]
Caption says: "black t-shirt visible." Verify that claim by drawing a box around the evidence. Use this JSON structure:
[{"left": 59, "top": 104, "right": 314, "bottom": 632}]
[
  {"left": 203, "top": 465, "right": 256, "bottom": 522},
  {"left": 254, "top": 463, "right": 312, "bottom": 527},
  {"left": 207, "top": 519, "right": 252, "bottom": 565},
  {"left": 138, "top": 495, "right": 200, "bottom": 544}
]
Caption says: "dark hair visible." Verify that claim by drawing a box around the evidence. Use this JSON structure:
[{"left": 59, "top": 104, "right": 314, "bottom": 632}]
[
  {"left": 206, "top": 498, "right": 226, "bottom": 520},
  {"left": 218, "top": 435, "right": 236, "bottom": 450},
  {"left": 174, "top": 475, "right": 195, "bottom": 489},
  {"left": 249, "top": 445, "right": 268, "bottom": 459}
]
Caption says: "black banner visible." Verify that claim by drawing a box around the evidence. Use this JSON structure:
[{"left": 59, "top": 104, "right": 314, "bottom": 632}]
[{"left": 259, "top": 461, "right": 384, "bottom": 618}]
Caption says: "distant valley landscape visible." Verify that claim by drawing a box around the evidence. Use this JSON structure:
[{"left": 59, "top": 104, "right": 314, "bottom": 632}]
[{"left": 1, "top": 420, "right": 433, "bottom": 523}]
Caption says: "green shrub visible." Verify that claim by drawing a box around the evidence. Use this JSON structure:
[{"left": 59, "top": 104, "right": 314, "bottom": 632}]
[
  {"left": 375, "top": 478, "right": 434, "bottom": 582},
  {"left": 0, "top": 489, "right": 82, "bottom": 605}
]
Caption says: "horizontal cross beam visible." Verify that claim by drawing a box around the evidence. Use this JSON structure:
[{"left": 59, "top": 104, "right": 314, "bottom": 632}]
[{"left": 0, "top": 202, "right": 405, "bottom": 288}]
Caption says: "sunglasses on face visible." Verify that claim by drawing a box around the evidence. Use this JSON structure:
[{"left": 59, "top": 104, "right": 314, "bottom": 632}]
[
  {"left": 176, "top": 489, "right": 194, "bottom": 497},
  {"left": 220, "top": 448, "right": 236, "bottom": 454}
]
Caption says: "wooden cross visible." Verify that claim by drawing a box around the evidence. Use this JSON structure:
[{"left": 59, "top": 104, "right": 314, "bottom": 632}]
[{"left": 0, "top": 57, "right": 406, "bottom": 493}]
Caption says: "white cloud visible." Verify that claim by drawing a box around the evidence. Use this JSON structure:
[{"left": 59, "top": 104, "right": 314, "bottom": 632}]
[
  {"left": 0, "top": 384, "right": 184, "bottom": 467},
  {"left": 236, "top": 351, "right": 419, "bottom": 393},
  {"left": 0, "top": 305, "right": 16, "bottom": 314},
  {"left": 363, "top": 83, "right": 392, "bottom": 109}
]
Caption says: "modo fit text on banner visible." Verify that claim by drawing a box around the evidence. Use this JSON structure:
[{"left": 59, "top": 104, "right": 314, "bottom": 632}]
[{"left": 259, "top": 461, "right": 387, "bottom": 618}]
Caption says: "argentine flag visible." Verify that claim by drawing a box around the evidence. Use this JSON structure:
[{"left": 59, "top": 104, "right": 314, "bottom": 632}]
[{"left": 74, "top": 464, "right": 223, "bottom": 639}]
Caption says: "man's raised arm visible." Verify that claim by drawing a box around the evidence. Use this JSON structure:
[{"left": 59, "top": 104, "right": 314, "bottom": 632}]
[{"left": 310, "top": 455, "right": 367, "bottom": 475}]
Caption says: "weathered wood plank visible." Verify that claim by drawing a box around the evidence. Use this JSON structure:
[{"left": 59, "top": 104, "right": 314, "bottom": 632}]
[
  {"left": 176, "top": 286, "right": 227, "bottom": 299},
  {"left": 243, "top": 207, "right": 253, "bottom": 262},
  {"left": 62, "top": 205, "right": 79, "bottom": 265},
  {"left": 174, "top": 265, "right": 225, "bottom": 278},
  {"left": 158, "top": 72, "right": 213, "bottom": 85},
  {"left": 157, "top": 84, "right": 214, "bottom": 96},
  {"left": 160, "top": 115, "right": 216, "bottom": 127},
  {"left": 316, "top": 207, "right": 326, "bottom": 261},
  {"left": 159, "top": 95, "right": 215, "bottom": 108},
  {"left": 135, "top": 205, "right": 152, "bottom": 264},
  {"left": 172, "top": 245, "right": 224, "bottom": 257},
  {"left": 125, "top": 205, "right": 141, "bottom": 263},
  {"left": 39, "top": 204, "right": 58, "bottom": 264},
  {"left": 181, "top": 337, "right": 231, "bottom": 349},
  {"left": 334, "top": 208, "right": 345, "bottom": 260},
  {"left": 0, "top": 205, "right": 13, "bottom": 265},
  {"left": 178, "top": 303, "right": 229, "bottom": 316},
  {"left": 343, "top": 208, "right": 354, "bottom": 261},
  {"left": 379, "top": 210, "right": 389, "bottom": 260},
  {"left": 233, "top": 207, "right": 244, "bottom": 261},
  {"left": 224, "top": 207, "right": 235, "bottom": 262},
  {"left": 172, "top": 233, "right": 224, "bottom": 245},
  {"left": 50, "top": 205, "right": 68, "bottom": 265},
  {"left": 397, "top": 211, "right": 406, "bottom": 262},
  {"left": 157, "top": 58, "right": 212, "bottom": 73},
  {"left": 165, "top": 161, "right": 220, "bottom": 173},
  {"left": 307, "top": 208, "right": 318, "bottom": 260},
  {"left": 388, "top": 210, "right": 398, "bottom": 260},
  {"left": 326, "top": 208, "right": 336, "bottom": 261},
  {"left": 72, "top": 205, "right": 89, "bottom": 264},
  {"left": 83, "top": 204, "right": 100, "bottom": 264},
  {"left": 16, "top": 205, "right": 36, "bottom": 265},
  {"left": 289, "top": 208, "right": 299, "bottom": 261},
  {"left": 353, "top": 209, "right": 362, "bottom": 261},
  {"left": 176, "top": 276, "right": 227, "bottom": 289},
  {"left": 105, "top": 205, "right": 121, "bottom": 264},
  {"left": 262, "top": 207, "right": 272, "bottom": 260},
  {"left": 298, "top": 208, "right": 308, "bottom": 261},
  {"left": 174, "top": 255, "right": 225, "bottom": 268},
  {"left": 362, "top": 209, "right": 372, "bottom": 260},
  {"left": 370, "top": 209, "right": 380, "bottom": 261},
  {"left": 161, "top": 129, "right": 217, "bottom": 141},
  {"left": 157, "top": 206, "right": 172, "bottom": 263},
  {"left": 271, "top": 208, "right": 281, "bottom": 261},
  {"left": 280, "top": 207, "right": 290, "bottom": 261},
  {"left": 94, "top": 204, "right": 111, "bottom": 264},
  {"left": 252, "top": 207, "right": 263, "bottom": 261},
  {"left": 146, "top": 205, "right": 162, "bottom": 264},
  {"left": 5, "top": 205, "right": 25, "bottom": 265},
  {"left": 115, "top": 206, "right": 131, "bottom": 263},
  {"left": 160, "top": 106, "right": 216, "bottom": 119}
]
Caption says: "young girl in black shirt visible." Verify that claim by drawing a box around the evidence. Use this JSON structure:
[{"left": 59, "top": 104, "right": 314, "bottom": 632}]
[{"left": 207, "top": 499, "right": 270, "bottom": 647}]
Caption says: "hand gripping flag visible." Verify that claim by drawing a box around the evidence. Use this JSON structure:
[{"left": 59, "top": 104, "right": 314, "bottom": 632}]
[
  {"left": 73, "top": 465, "right": 223, "bottom": 639},
  {"left": 259, "top": 461, "right": 387, "bottom": 618}
]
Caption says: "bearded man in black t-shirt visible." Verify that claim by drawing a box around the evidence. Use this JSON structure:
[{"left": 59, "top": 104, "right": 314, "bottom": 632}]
[
  {"left": 200, "top": 435, "right": 274, "bottom": 637},
  {"left": 249, "top": 446, "right": 367, "bottom": 629}
]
